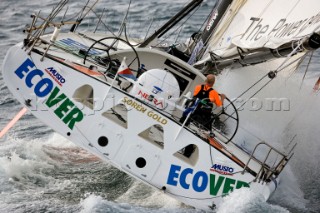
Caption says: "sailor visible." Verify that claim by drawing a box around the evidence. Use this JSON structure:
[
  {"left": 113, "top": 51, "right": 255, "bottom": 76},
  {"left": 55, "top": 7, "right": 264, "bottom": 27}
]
[{"left": 180, "top": 74, "right": 225, "bottom": 130}]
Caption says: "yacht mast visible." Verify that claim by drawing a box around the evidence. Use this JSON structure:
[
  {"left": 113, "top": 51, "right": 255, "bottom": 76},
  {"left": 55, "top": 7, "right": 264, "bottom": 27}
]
[{"left": 139, "top": 0, "right": 203, "bottom": 48}]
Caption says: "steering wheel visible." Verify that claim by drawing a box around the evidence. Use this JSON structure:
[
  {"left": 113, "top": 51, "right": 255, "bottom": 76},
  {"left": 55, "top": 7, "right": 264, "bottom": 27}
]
[
  {"left": 83, "top": 36, "right": 141, "bottom": 76},
  {"left": 211, "top": 96, "right": 239, "bottom": 143}
]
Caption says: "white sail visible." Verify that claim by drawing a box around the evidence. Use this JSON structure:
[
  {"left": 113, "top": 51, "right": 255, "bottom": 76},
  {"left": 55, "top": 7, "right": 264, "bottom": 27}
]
[{"left": 203, "top": 0, "right": 320, "bottom": 58}]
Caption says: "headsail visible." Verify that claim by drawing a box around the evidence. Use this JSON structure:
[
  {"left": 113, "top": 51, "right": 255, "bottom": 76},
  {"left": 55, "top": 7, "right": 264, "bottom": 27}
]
[{"left": 197, "top": 0, "right": 320, "bottom": 66}]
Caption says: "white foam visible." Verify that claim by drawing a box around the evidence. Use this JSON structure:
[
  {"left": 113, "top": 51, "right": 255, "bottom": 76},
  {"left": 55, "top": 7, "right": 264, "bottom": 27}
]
[
  {"left": 116, "top": 181, "right": 182, "bottom": 209},
  {"left": 217, "top": 188, "right": 289, "bottom": 213},
  {"left": 80, "top": 194, "right": 104, "bottom": 213},
  {"left": 0, "top": 151, "right": 53, "bottom": 181},
  {"left": 269, "top": 166, "right": 308, "bottom": 211},
  {"left": 216, "top": 58, "right": 320, "bottom": 211},
  {"left": 44, "top": 133, "right": 76, "bottom": 148}
]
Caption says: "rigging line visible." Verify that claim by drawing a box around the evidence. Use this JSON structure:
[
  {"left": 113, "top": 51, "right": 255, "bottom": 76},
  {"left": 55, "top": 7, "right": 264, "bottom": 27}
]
[
  {"left": 94, "top": 7, "right": 105, "bottom": 33},
  {"left": 33, "top": 4, "right": 61, "bottom": 33},
  {"left": 222, "top": 53, "right": 305, "bottom": 121},
  {"left": 174, "top": 25, "right": 184, "bottom": 44},
  {"left": 195, "top": 0, "right": 219, "bottom": 37},
  {"left": 234, "top": 42, "right": 304, "bottom": 103},
  {"left": 236, "top": 50, "right": 302, "bottom": 109},
  {"left": 124, "top": 27, "right": 142, "bottom": 47},
  {"left": 61, "top": 5, "right": 69, "bottom": 23},
  {"left": 236, "top": 79, "right": 273, "bottom": 112},
  {"left": 284, "top": 134, "right": 297, "bottom": 151},
  {"left": 153, "top": 3, "right": 202, "bottom": 47},
  {"left": 221, "top": 53, "right": 306, "bottom": 120},
  {"left": 143, "top": 17, "right": 155, "bottom": 41},
  {"left": 276, "top": 53, "right": 306, "bottom": 73},
  {"left": 124, "top": 23, "right": 133, "bottom": 46},
  {"left": 28, "top": 0, "right": 68, "bottom": 46},
  {"left": 276, "top": 41, "right": 304, "bottom": 72},
  {"left": 63, "top": 7, "right": 83, "bottom": 22},
  {"left": 82, "top": 0, "right": 100, "bottom": 19},
  {"left": 43, "top": 1, "right": 68, "bottom": 26},
  {"left": 118, "top": 0, "right": 131, "bottom": 37},
  {"left": 71, "top": 0, "right": 99, "bottom": 32},
  {"left": 47, "top": 0, "right": 69, "bottom": 22},
  {"left": 104, "top": 1, "right": 132, "bottom": 52},
  {"left": 257, "top": 0, "right": 274, "bottom": 18},
  {"left": 300, "top": 51, "right": 314, "bottom": 90},
  {"left": 233, "top": 74, "right": 268, "bottom": 103},
  {"left": 286, "top": 52, "right": 308, "bottom": 80},
  {"left": 66, "top": 4, "right": 109, "bottom": 30},
  {"left": 234, "top": 55, "right": 305, "bottom": 113},
  {"left": 123, "top": 12, "right": 141, "bottom": 46},
  {"left": 285, "top": 0, "right": 301, "bottom": 18},
  {"left": 87, "top": 9, "right": 118, "bottom": 37},
  {"left": 79, "top": 0, "right": 90, "bottom": 19},
  {"left": 221, "top": 73, "right": 269, "bottom": 111}
]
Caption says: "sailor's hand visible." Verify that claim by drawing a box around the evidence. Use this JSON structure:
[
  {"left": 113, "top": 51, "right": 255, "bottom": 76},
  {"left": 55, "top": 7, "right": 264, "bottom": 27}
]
[{"left": 220, "top": 94, "right": 226, "bottom": 102}]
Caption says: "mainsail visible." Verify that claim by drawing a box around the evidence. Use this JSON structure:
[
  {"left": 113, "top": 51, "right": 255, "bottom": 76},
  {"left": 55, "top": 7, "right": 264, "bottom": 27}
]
[{"left": 197, "top": 0, "right": 320, "bottom": 67}]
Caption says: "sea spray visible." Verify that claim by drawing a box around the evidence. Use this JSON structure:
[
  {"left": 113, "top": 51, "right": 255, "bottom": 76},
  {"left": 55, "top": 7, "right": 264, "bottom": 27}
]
[{"left": 216, "top": 188, "right": 289, "bottom": 213}]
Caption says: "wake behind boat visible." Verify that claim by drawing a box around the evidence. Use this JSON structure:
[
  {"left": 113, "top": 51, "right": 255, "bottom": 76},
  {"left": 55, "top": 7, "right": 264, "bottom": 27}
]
[{"left": 2, "top": 0, "right": 320, "bottom": 211}]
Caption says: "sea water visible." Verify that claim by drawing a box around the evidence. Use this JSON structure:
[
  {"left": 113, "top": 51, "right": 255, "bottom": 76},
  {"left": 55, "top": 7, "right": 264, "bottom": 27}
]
[{"left": 0, "top": 0, "right": 319, "bottom": 212}]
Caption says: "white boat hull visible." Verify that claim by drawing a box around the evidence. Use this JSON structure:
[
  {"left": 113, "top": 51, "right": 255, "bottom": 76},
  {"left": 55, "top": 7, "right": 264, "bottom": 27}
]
[{"left": 2, "top": 42, "right": 278, "bottom": 211}]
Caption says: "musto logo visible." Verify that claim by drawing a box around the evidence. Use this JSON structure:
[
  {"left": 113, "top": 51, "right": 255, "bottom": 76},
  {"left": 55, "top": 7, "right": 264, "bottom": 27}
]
[
  {"left": 167, "top": 164, "right": 249, "bottom": 196},
  {"left": 210, "top": 164, "right": 234, "bottom": 176},
  {"left": 14, "top": 58, "right": 83, "bottom": 130},
  {"left": 45, "top": 67, "right": 66, "bottom": 86}
]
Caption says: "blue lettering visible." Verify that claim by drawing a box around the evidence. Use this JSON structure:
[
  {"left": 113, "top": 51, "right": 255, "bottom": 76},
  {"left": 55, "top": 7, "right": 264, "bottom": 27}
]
[
  {"left": 25, "top": 69, "right": 43, "bottom": 88},
  {"left": 34, "top": 78, "right": 53, "bottom": 97},
  {"left": 46, "top": 67, "right": 66, "bottom": 84},
  {"left": 167, "top": 165, "right": 209, "bottom": 192},
  {"left": 212, "top": 164, "right": 234, "bottom": 173},
  {"left": 15, "top": 58, "right": 35, "bottom": 79},
  {"left": 14, "top": 59, "right": 54, "bottom": 97},
  {"left": 56, "top": 74, "right": 61, "bottom": 80},
  {"left": 167, "top": 164, "right": 181, "bottom": 186},
  {"left": 47, "top": 67, "right": 55, "bottom": 73},
  {"left": 212, "top": 164, "right": 220, "bottom": 170},
  {"left": 14, "top": 58, "right": 83, "bottom": 129},
  {"left": 180, "top": 168, "right": 193, "bottom": 189},
  {"left": 193, "top": 171, "right": 208, "bottom": 192},
  {"left": 166, "top": 164, "right": 248, "bottom": 195}
]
